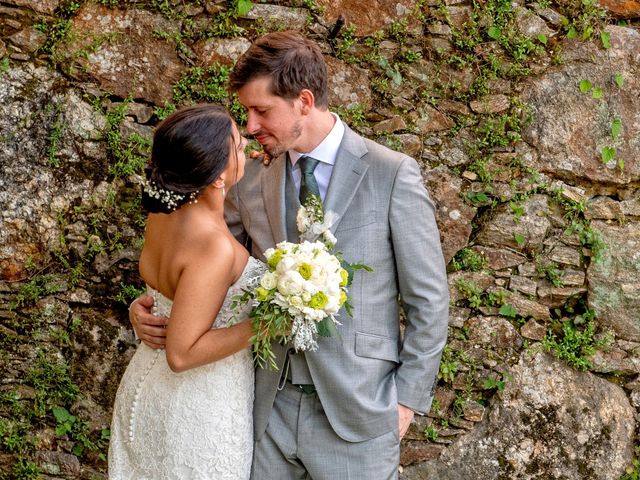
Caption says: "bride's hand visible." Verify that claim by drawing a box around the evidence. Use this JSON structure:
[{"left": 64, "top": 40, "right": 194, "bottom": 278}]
[{"left": 129, "top": 294, "right": 168, "bottom": 349}]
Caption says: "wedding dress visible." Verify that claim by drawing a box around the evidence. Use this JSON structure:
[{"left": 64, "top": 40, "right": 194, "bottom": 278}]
[{"left": 108, "top": 257, "right": 266, "bottom": 480}]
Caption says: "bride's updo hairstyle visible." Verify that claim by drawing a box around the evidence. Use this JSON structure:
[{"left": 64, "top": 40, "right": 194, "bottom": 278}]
[{"left": 142, "top": 104, "right": 234, "bottom": 214}]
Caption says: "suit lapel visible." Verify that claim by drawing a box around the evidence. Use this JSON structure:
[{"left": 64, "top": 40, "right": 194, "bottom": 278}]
[
  {"left": 324, "top": 126, "right": 369, "bottom": 233},
  {"left": 261, "top": 155, "right": 288, "bottom": 245}
]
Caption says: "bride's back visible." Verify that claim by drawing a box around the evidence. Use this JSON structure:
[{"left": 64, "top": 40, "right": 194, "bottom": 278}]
[{"left": 138, "top": 207, "right": 234, "bottom": 302}]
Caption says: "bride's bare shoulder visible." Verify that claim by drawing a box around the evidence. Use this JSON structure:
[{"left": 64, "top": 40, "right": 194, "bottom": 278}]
[{"left": 146, "top": 213, "right": 233, "bottom": 260}]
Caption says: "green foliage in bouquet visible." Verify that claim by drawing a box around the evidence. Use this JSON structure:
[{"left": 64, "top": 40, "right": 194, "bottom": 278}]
[{"left": 232, "top": 194, "right": 371, "bottom": 369}]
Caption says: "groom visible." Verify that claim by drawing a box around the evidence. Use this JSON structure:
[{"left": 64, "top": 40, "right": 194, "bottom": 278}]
[{"left": 131, "top": 31, "right": 448, "bottom": 479}]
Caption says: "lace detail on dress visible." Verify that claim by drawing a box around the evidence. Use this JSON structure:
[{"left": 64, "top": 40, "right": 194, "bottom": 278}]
[
  {"left": 108, "top": 257, "right": 266, "bottom": 480},
  {"left": 212, "top": 257, "right": 267, "bottom": 329}
]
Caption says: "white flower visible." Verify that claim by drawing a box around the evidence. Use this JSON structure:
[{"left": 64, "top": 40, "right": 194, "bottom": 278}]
[
  {"left": 296, "top": 207, "right": 311, "bottom": 233},
  {"left": 260, "top": 272, "right": 278, "bottom": 290},
  {"left": 297, "top": 206, "right": 340, "bottom": 244},
  {"left": 323, "top": 230, "right": 337, "bottom": 247},
  {"left": 309, "top": 268, "right": 327, "bottom": 285},
  {"left": 277, "top": 271, "right": 304, "bottom": 296},
  {"left": 245, "top": 231, "right": 361, "bottom": 360},
  {"left": 325, "top": 296, "right": 340, "bottom": 314},
  {"left": 289, "top": 295, "right": 304, "bottom": 309},
  {"left": 305, "top": 308, "right": 327, "bottom": 322},
  {"left": 276, "top": 255, "right": 297, "bottom": 274}
]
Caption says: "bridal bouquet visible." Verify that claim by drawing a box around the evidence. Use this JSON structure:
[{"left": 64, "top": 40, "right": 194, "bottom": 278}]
[{"left": 233, "top": 195, "right": 370, "bottom": 369}]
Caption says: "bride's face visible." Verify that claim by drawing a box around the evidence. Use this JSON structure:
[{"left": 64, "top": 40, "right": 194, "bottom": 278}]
[
  {"left": 224, "top": 123, "right": 247, "bottom": 185},
  {"left": 237, "top": 76, "right": 303, "bottom": 158}
]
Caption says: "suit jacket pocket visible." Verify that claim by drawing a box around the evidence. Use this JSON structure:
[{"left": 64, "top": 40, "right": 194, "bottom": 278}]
[
  {"left": 335, "top": 211, "right": 377, "bottom": 232},
  {"left": 355, "top": 332, "right": 399, "bottom": 363}
]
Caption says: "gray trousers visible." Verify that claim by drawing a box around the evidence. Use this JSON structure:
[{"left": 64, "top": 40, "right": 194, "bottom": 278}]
[{"left": 251, "top": 382, "right": 399, "bottom": 480}]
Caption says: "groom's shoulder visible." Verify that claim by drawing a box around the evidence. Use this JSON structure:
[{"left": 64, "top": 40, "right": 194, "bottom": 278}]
[
  {"left": 239, "top": 153, "right": 273, "bottom": 184},
  {"left": 354, "top": 131, "right": 416, "bottom": 172},
  {"left": 343, "top": 123, "right": 414, "bottom": 167}
]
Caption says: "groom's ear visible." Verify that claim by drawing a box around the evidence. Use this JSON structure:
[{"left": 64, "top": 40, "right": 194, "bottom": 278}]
[{"left": 298, "top": 89, "right": 315, "bottom": 115}]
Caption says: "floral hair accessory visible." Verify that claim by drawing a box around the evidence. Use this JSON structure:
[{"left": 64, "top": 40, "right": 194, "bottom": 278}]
[{"left": 142, "top": 179, "right": 199, "bottom": 211}]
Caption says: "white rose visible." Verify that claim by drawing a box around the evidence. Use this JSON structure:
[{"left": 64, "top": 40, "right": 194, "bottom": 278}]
[
  {"left": 310, "top": 268, "right": 327, "bottom": 285},
  {"left": 276, "top": 255, "right": 297, "bottom": 274},
  {"left": 313, "top": 240, "right": 327, "bottom": 251},
  {"left": 260, "top": 272, "right": 278, "bottom": 290},
  {"left": 297, "top": 208, "right": 310, "bottom": 233},
  {"left": 275, "top": 241, "right": 294, "bottom": 254},
  {"left": 325, "top": 281, "right": 340, "bottom": 296},
  {"left": 277, "top": 271, "right": 304, "bottom": 296},
  {"left": 299, "top": 241, "right": 316, "bottom": 255},
  {"left": 289, "top": 295, "right": 304, "bottom": 309},
  {"left": 325, "top": 296, "right": 340, "bottom": 314},
  {"left": 302, "top": 280, "right": 319, "bottom": 296}
]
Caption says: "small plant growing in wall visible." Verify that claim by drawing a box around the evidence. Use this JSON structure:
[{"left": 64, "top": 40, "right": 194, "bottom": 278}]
[
  {"left": 424, "top": 423, "right": 439, "bottom": 441},
  {"left": 542, "top": 308, "right": 610, "bottom": 371},
  {"left": 482, "top": 372, "right": 510, "bottom": 391},
  {"left": 578, "top": 73, "right": 626, "bottom": 171},
  {"left": 451, "top": 247, "right": 486, "bottom": 272}
]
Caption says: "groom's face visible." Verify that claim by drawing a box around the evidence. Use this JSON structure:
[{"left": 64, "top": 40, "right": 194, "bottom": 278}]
[{"left": 237, "top": 76, "right": 303, "bottom": 158}]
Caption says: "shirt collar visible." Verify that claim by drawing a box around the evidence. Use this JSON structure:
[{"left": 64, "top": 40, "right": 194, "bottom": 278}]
[{"left": 289, "top": 113, "right": 345, "bottom": 167}]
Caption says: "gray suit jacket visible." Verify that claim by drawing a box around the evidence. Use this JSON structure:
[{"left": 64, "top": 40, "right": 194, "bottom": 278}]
[{"left": 225, "top": 124, "right": 449, "bottom": 443}]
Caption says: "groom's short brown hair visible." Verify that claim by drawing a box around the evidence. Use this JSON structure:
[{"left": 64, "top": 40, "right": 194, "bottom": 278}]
[{"left": 229, "top": 31, "right": 329, "bottom": 109}]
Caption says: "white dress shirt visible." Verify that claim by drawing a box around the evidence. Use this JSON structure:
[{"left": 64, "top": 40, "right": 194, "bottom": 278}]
[{"left": 288, "top": 113, "right": 345, "bottom": 201}]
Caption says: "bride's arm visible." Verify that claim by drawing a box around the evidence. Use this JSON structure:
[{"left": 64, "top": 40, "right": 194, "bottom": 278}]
[{"left": 165, "top": 236, "right": 252, "bottom": 373}]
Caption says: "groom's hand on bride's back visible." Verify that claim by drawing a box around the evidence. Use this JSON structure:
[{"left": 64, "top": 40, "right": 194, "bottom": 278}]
[{"left": 129, "top": 295, "right": 168, "bottom": 349}]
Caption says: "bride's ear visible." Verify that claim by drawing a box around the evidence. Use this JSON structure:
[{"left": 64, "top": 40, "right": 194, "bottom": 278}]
[{"left": 212, "top": 177, "right": 226, "bottom": 197}]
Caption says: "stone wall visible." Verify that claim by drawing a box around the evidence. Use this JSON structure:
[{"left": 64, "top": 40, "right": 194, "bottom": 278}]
[{"left": 0, "top": 1, "right": 639, "bottom": 479}]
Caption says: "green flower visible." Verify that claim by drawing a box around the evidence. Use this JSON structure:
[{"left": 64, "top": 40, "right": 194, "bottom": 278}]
[
  {"left": 267, "top": 250, "right": 284, "bottom": 270},
  {"left": 339, "top": 290, "right": 347, "bottom": 306},
  {"left": 256, "top": 287, "right": 271, "bottom": 302},
  {"left": 298, "top": 262, "right": 312, "bottom": 280},
  {"left": 309, "top": 292, "right": 328, "bottom": 309},
  {"left": 339, "top": 268, "right": 349, "bottom": 287}
]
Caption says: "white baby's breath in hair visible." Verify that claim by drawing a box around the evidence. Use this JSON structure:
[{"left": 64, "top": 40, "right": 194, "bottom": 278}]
[{"left": 142, "top": 179, "right": 199, "bottom": 211}]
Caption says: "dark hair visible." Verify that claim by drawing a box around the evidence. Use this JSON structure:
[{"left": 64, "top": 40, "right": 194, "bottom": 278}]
[
  {"left": 142, "top": 104, "right": 234, "bottom": 214},
  {"left": 229, "top": 31, "right": 328, "bottom": 108}
]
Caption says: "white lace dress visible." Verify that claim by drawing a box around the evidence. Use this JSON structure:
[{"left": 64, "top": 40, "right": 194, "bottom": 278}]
[{"left": 108, "top": 257, "right": 266, "bottom": 480}]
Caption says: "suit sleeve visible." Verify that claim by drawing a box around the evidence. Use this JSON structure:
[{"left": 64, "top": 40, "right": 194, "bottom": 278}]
[{"left": 389, "top": 157, "right": 449, "bottom": 414}]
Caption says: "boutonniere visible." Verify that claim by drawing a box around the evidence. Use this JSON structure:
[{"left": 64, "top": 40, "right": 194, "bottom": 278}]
[{"left": 296, "top": 193, "right": 338, "bottom": 247}]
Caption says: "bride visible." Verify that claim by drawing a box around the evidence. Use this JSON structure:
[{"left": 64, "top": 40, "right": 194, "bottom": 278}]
[{"left": 108, "top": 104, "right": 264, "bottom": 479}]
